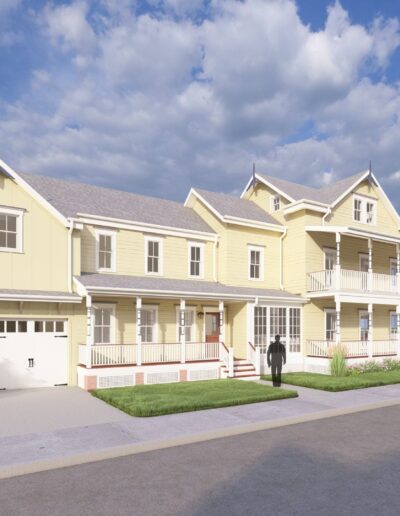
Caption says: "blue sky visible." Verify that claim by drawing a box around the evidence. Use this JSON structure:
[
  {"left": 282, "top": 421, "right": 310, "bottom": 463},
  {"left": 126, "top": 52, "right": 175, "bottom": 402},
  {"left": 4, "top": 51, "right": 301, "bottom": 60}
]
[{"left": 1, "top": 0, "right": 400, "bottom": 205}]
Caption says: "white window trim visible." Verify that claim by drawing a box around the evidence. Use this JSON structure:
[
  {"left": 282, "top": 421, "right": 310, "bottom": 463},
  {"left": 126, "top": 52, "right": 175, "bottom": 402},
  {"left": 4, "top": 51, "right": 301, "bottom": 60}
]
[
  {"left": 92, "top": 303, "right": 116, "bottom": 345},
  {"left": 359, "top": 253, "right": 369, "bottom": 272},
  {"left": 144, "top": 236, "right": 164, "bottom": 276},
  {"left": 390, "top": 310, "right": 397, "bottom": 336},
  {"left": 188, "top": 241, "right": 204, "bottom": 279},
  {"left": 270, "top": 194, "right": 281, "bottom": 212},
  {"left": 0, "top": 206, "right": 24, "bottom": 253},
  {"left": 175, "top": 306, "right": 196, "bottom": 342},
  {"left": 323, "top": 247, "right": 336, "bottom": 270},
  {"left": 352, "top": 194, "right": 377, "bottom": 226},
  {"left": 95, "top": 229, "right": 116, "bottom": 273},
  {"left": 141, "top": 305, "right": 158, "bottom": 344},
  {"left": 248, "top": 245, "right": 265, "bottom": 281},
  {"left": 359, "top": 309, "right": 369, "bottom": 340},
  {"left": 324, "top": 308, "right": 336, "bottom": 341}
]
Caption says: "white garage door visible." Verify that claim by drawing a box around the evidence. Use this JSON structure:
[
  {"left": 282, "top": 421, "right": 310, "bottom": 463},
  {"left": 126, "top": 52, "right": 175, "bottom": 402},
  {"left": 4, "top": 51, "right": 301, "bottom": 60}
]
[{"left": 0, "top": 319, "right": 68, "bottom": 390}]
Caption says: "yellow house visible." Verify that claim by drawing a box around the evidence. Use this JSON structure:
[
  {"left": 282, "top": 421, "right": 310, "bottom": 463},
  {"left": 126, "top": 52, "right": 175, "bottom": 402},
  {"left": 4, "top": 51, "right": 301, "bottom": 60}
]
[{"left": 0, "top": 157, "right": 398, "bottom": 390}]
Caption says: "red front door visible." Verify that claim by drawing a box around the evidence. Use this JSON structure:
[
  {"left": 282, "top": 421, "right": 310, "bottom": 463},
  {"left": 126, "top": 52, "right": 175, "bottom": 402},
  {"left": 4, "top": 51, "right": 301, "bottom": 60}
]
[{"left": 205, "top": 313, "right": 220, "bottom": 343}]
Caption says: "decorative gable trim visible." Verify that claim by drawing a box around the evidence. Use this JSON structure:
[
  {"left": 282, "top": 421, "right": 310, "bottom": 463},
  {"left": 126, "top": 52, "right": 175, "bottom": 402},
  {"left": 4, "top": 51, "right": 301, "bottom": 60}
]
[{"left": 240, "top": 173, "right": 295, "bottom": 202}]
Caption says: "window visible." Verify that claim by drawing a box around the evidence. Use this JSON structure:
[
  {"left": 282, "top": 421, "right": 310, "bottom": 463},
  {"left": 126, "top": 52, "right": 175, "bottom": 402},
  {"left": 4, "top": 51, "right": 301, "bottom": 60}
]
[
  {"left": 0, "top": 207, "right": 23, "bottom": 252},
  {"left": 289, "top": 308, "right": 301, "bottom": 352},
  {"left": 359, "top": 254, "right": 369, "bottom": 272},
  {"left": 254, "top": 307, "right": 267, "bottom": 352},
  {"left": 141, "top": 308, "right": 157, "bottom": 343},
  {"left": 0, "top": 320, "right": 27, "bottom": 333},
  {"left": 188, "top": 242, "right": 204, "bottom": 278},
  {"left": 94, "top": 305, "right": 114, "bottom": 344},
  {"left": 270, "top": 195, "right": 280, "bottom": 212},
  {"left": 324, "top": 248, "right": 336, "bottom": 270},
  {"left": 353, "top": 195, "right": 376, "bottom": 225},
  {"left": 145, "top": 237, "right": 163, "bottom": 275},
  {"left": 249, "top": 245, "right": 264, "bottom": 280},
  {"left": 390, "top": 312, "right": 398, "bottom": 336},
  {"left": 96, "top": 230, "right": 116, "bottom": 272},
  {"left": 325, "top": 310, "right": 336, "bottom": 341},
  {"left": 177, "top": 308, "right": 195, "bottom": 342},
  {"left": 254, "top": 306, "right": 301, "bottom": 353},
  {"left": 359, "top": 311, "right": 369, "bottom": 341}
]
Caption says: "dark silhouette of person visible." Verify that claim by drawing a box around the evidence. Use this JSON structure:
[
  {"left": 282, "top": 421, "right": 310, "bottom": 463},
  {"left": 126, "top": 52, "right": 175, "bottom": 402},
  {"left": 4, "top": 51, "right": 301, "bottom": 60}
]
[{"left": 267, "top": 335, "right": 286, "bottom": 387}]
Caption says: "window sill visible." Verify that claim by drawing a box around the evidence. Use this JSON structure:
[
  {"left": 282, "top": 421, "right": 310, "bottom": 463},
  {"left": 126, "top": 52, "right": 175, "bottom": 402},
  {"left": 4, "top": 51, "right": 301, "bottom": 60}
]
[
  {"left": 0, "top": 248, "right": 23, "bottom": 254},
  {"left": 145, "top": 272, "right": 163, "bottom": 277}
]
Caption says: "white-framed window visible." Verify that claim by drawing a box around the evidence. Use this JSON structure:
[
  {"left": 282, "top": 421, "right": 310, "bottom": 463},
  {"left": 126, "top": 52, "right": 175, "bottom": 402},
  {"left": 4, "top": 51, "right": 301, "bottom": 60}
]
[
  {"left": 93, "top": 304, "right": 115, "bottom": 344},
  {"left": 270, "top": 194, "right": 280, "bottom": 212},
  {"left": 96, "top": 230, "right": 116, "bottom": 272},
  {"left": 176, "top": 307, "right": 196, "bottom": 342},
  {"left": 353, "top": 195, "right": 377, "bottom": 225},
  {"left": 248, "top": 245, "right": 264, "bottom": 281},
  {"left": 0, "top": 207, "right": 24, "bottom": 253},
  {"left": 390, "top": 258, "right": 398, "bottom": 289},
  {"left": 359, "top": 253, "right": 369, "bottom": 272},
  {"left": 325, "top": 309, "right": 336, "bottom": 342},
  {"left": 141, "top": 306, "right": 158, "bottom": 343},
  {"left": 359, "top": 310, "right": 369, "bottom": 341},
  {"left": 324, "top": 248, "right": 336, "bottom": 270},
  {"left": 254, "top": 306, "right": 267, "bottom": 352},
  {"left": 289, "top": 308, "right": 301, "bottom": 352},
  {"left": 145, "top": 236, "right": 163, "bottom": 275},
  {"left": 390, "top": 311, "right": 398, "bottom": 336},
  {"left": 188, "top": 242, "right": 204, "bottom": 278}
]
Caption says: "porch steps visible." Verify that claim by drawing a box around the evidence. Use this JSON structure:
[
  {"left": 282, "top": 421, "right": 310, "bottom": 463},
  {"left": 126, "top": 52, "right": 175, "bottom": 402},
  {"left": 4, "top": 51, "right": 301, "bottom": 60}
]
[{"left": 221, "top": 358, "right": 260, "bottom": 381}]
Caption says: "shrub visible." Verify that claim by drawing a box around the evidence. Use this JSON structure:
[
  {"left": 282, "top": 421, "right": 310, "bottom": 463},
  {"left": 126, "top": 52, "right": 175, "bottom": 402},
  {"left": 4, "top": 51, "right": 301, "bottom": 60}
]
[
  {"left": 348, "top": 359, "right": 400, "bottom": 375},
  {"left": 329, "top": 344, "right": 348, "bottom": 377}
]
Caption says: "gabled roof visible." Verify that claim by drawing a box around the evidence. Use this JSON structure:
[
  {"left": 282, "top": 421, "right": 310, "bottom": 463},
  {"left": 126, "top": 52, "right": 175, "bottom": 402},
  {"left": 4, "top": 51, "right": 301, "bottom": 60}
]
[
  {"left": 76, "top": 273, "right": 304, "bottom": 302},
  {"left": 187, "top": 188, "right": 283, "bottom": 230},
  {"left": 255, "top": 170, "right": 369, "bottom": 205},
  {"left": 19, "top": 173, "right": 215, "bottom": 234}
]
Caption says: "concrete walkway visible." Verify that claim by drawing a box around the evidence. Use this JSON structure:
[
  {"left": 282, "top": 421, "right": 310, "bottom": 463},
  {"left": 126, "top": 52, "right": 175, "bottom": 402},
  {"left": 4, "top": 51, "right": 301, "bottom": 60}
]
[{"left": 1, "top": 382, "right": 400, "bottom": 479}]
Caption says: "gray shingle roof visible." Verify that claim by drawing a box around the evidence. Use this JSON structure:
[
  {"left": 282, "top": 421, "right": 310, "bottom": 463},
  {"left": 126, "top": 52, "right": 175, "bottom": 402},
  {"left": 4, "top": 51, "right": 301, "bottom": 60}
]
[
  {"left": 77, "top": 273, "right": 303, "bottom": 301},
  {"left": 194, "top": 188, "right": 282, "bottom": 226},
  {"left": 258, "top": 171, "right": 368, "bottom": 205},
  {"left": 20, "top": 173, "right": 215, "bottom": 234}
]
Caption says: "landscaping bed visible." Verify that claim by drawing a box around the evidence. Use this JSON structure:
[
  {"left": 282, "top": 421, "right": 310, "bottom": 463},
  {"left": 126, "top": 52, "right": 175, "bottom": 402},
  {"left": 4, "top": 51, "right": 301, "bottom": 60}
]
[
  {"left": 92, "top": 379, "right": 298, "bottom": 417},
  {"left": 261, "top": 370, "right": 400, "bottom": 392}
]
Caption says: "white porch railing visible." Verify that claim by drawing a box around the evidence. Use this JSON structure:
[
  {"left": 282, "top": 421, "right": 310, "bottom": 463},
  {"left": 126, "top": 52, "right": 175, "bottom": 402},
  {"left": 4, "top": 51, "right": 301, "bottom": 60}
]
[
  {"left": 186, "top": 342, "right": 219, "bottom": 361},
  {"left": 91, "top": 344, "right": 137, "bottom": 366},
  {"left": 306, "top": 340, "right": 398, "bottom": 358},
  {"left": 142, "top": 343, "right": 182, "bottom": 363},
  {"left": 247, "top": 341, "right": 261, "bottom": 375},
  {"left": 307, "top": 269, "right": 398, "bottom": 294}
]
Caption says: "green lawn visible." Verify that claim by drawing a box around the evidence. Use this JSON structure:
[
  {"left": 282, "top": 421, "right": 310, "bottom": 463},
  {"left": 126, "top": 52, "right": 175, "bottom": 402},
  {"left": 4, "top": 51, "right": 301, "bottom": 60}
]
[
  {"left": 261, "top": 371, "right": 400, "bottom": 392},
  {"left": 92, "top": 379, "right": 298, "bottom": 417}
]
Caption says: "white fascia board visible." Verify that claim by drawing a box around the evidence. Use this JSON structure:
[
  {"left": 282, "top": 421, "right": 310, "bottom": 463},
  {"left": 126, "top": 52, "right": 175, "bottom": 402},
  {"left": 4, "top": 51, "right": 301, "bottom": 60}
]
[
  {"left": 284, "top": 200, "right": 329, "bottom": 215},
  {"left": 0, "top": 293, "right": 82, "bottom": 303},
  {"left": 185, "top": 190, "right": 226, "bottom": 223},
  {"left": 305, "top": 224, "right": 400, "bottom": 244},
  {"left": 0, "top": 159, "right": 70, "bottom": 228},
  {"left": 75, "top": 213, "right": 217, "bottom": 242},
  {"left": 83, "top": 284, "right": 305, "bottom": 303},
  {"left": 330, "top": 170, "right": 370, "bottom": 209},
  {"left": 240, "top": 176, "right": 256, "bottom": 198},
  {"left": 249, "top": 174, "right": 296, "bottom": 202},
  {"left": 369, "top": 172, "right": 400, "bottom": 228},
  {"left": 73, "top": 277, "right": 88, "bottom": 297},
  {"left": 223, "top": 215, "right": 285, "bottom": 233},
  {"left": 305, "top": 225, "right": 348, "bottom": 233},
  {"left": 308, "top": 291, "right": 399, "bottom": 305}
]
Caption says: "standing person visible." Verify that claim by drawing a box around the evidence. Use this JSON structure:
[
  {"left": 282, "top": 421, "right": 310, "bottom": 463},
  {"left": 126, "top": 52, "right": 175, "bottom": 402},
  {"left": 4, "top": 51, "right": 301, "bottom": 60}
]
[{"left": 267, "top": 334, "right": 286, "bottom": 387}]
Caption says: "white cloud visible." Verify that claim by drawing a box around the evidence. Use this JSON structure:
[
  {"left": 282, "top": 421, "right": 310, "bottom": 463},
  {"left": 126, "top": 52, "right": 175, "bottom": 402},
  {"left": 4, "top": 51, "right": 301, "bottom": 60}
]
[{"left": 1, "top": 0, "right": 400, "bottom": 204}]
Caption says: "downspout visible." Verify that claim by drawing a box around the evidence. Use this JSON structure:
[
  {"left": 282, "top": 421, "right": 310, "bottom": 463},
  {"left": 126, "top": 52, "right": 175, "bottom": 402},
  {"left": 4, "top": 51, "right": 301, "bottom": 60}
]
[
  {"left": 322, "top": 206, "right": 331, "bottom": 226},
  {"left": 280, "top": 228, "right": 287, "bottom": 290},
  {"left": 67, "top": 218, "right": 74, "bottom": 293}
]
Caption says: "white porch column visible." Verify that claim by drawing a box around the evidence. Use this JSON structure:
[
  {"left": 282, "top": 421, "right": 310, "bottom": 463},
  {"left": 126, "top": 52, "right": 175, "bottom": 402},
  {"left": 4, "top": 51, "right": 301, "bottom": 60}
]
[
  {"left": 180, "top": 299, "right": 186, "bottom": 364},
  {"left": 397, "top": 244, "right": 400, "bottom": 294},
  {"left": 335, "top": 233, "right": 341, "bottom": 290},
  {"left": 335, "top": 295, "right": 341, "bottom": 344},
  {"left": 396, "top": 305, "right": 400, "bottom": 357},
  {"left": 136, "top": 296, "right": 142, "bottom": 365},
  {"left": 219, "top": 300, "right": 225, "bottom": 343},
  {"left": 86, "top": 295, "right": 93, "bottom": 368},
  {"left": 367, "top": 238, "right": 373, "bottom": 292},
  {"left": 368, "top": 303, "right": 373, "bottom": 359}
]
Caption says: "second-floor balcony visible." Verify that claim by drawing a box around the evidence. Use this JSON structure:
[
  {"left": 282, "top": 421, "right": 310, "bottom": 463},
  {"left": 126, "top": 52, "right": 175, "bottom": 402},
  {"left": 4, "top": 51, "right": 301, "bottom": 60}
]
[{"left": 307, "top": 268, "right": 399, "bottom": 295}]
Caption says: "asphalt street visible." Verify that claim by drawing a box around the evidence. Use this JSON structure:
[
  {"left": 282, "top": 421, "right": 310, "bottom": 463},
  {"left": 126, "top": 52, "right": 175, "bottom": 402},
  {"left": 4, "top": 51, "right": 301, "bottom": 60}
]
[{"left": 1, "top": 405, "right": 400, "bottom": 516}]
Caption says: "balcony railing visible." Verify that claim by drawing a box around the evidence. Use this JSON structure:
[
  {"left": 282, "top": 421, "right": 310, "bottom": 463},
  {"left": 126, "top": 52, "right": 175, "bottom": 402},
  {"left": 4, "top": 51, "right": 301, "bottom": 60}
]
[
  {"left": 78, "top": 341, "right": 221, "bottom": 367},
  {"left": 307, "top": 269, "right": 399, "bottom": 294},
  {"left": 306, "top": 340, "right": 398, "bottom": 358}
]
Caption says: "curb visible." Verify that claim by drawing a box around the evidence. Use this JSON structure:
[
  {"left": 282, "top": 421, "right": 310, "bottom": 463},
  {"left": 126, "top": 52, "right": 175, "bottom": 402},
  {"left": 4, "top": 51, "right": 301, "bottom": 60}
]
[{"left": 1, "top": 397, "right": 400, "bottom": 480}]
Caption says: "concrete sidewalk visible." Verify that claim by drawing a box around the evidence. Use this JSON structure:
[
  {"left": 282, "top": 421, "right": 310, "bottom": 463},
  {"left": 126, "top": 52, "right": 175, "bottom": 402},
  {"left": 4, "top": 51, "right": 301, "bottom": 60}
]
[{"left": 1, "top": 382, "right": 400, "bottom": 479}]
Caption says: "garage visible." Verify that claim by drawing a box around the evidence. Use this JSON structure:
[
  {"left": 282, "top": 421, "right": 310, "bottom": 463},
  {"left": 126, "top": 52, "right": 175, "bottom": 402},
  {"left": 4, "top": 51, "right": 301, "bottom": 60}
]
[{"left": 0, "top": 318, "right": 68, "bottom": 389}]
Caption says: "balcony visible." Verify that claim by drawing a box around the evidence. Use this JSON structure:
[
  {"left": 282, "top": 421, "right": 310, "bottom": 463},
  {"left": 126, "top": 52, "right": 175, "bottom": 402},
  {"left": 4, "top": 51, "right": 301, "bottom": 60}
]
[
  {"left": 307, "top": 269, "right": 399, "bottom": 295},
  {"left": 306, "top": 339, "right": 398, "bottom": 358}
]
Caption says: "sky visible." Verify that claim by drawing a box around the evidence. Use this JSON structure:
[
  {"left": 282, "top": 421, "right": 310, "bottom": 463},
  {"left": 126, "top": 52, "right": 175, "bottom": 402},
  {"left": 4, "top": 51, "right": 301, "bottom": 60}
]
[{"left": 1, "top": 0, "right": 400, "bottom": 206}]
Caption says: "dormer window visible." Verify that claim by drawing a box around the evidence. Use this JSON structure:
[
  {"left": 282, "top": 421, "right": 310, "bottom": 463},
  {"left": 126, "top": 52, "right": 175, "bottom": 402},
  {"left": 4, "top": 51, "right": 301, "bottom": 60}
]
[
  {"left": 353, "top": 195, "right": 376, "bottom": 225},
  {"left": 270, "top": 195, "right": 280, "bottom": 212}
]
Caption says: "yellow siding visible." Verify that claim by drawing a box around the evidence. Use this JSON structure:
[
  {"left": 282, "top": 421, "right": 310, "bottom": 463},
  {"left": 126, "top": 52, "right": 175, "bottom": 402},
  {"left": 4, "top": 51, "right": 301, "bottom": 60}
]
[
  {"left": 228, "top": 302, "right": 248, "bottom": 358},
  {"left": 0, "top": 176, "right": 70, "bottom": 291},
  {"left": 328, "top": 180, "right": 400, "bottom": 237},
  {"left": 243, "top": 182, "right": 290, "bottom": 224},
  {"left": 81, "top": 224, "right": 215, "bottom": 281}
]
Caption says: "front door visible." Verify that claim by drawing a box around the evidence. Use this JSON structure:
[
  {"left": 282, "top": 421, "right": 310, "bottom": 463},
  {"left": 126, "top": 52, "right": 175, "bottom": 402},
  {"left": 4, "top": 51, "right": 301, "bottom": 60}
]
[{"left": 205, "top": 313, "right": 220, "bottom": 343}]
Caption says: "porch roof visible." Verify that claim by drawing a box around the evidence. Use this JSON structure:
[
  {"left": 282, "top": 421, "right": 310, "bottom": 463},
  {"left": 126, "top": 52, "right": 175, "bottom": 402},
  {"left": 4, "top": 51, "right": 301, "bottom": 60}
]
[
  {"left": 305, "top": 225, "right": 400, "bottom": 244},
  {"left": 74, "top": 274, "right": 305, "bottom": 303},
  {"left": 0, "top": 289, "right": 82, "bottom": 303}
]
